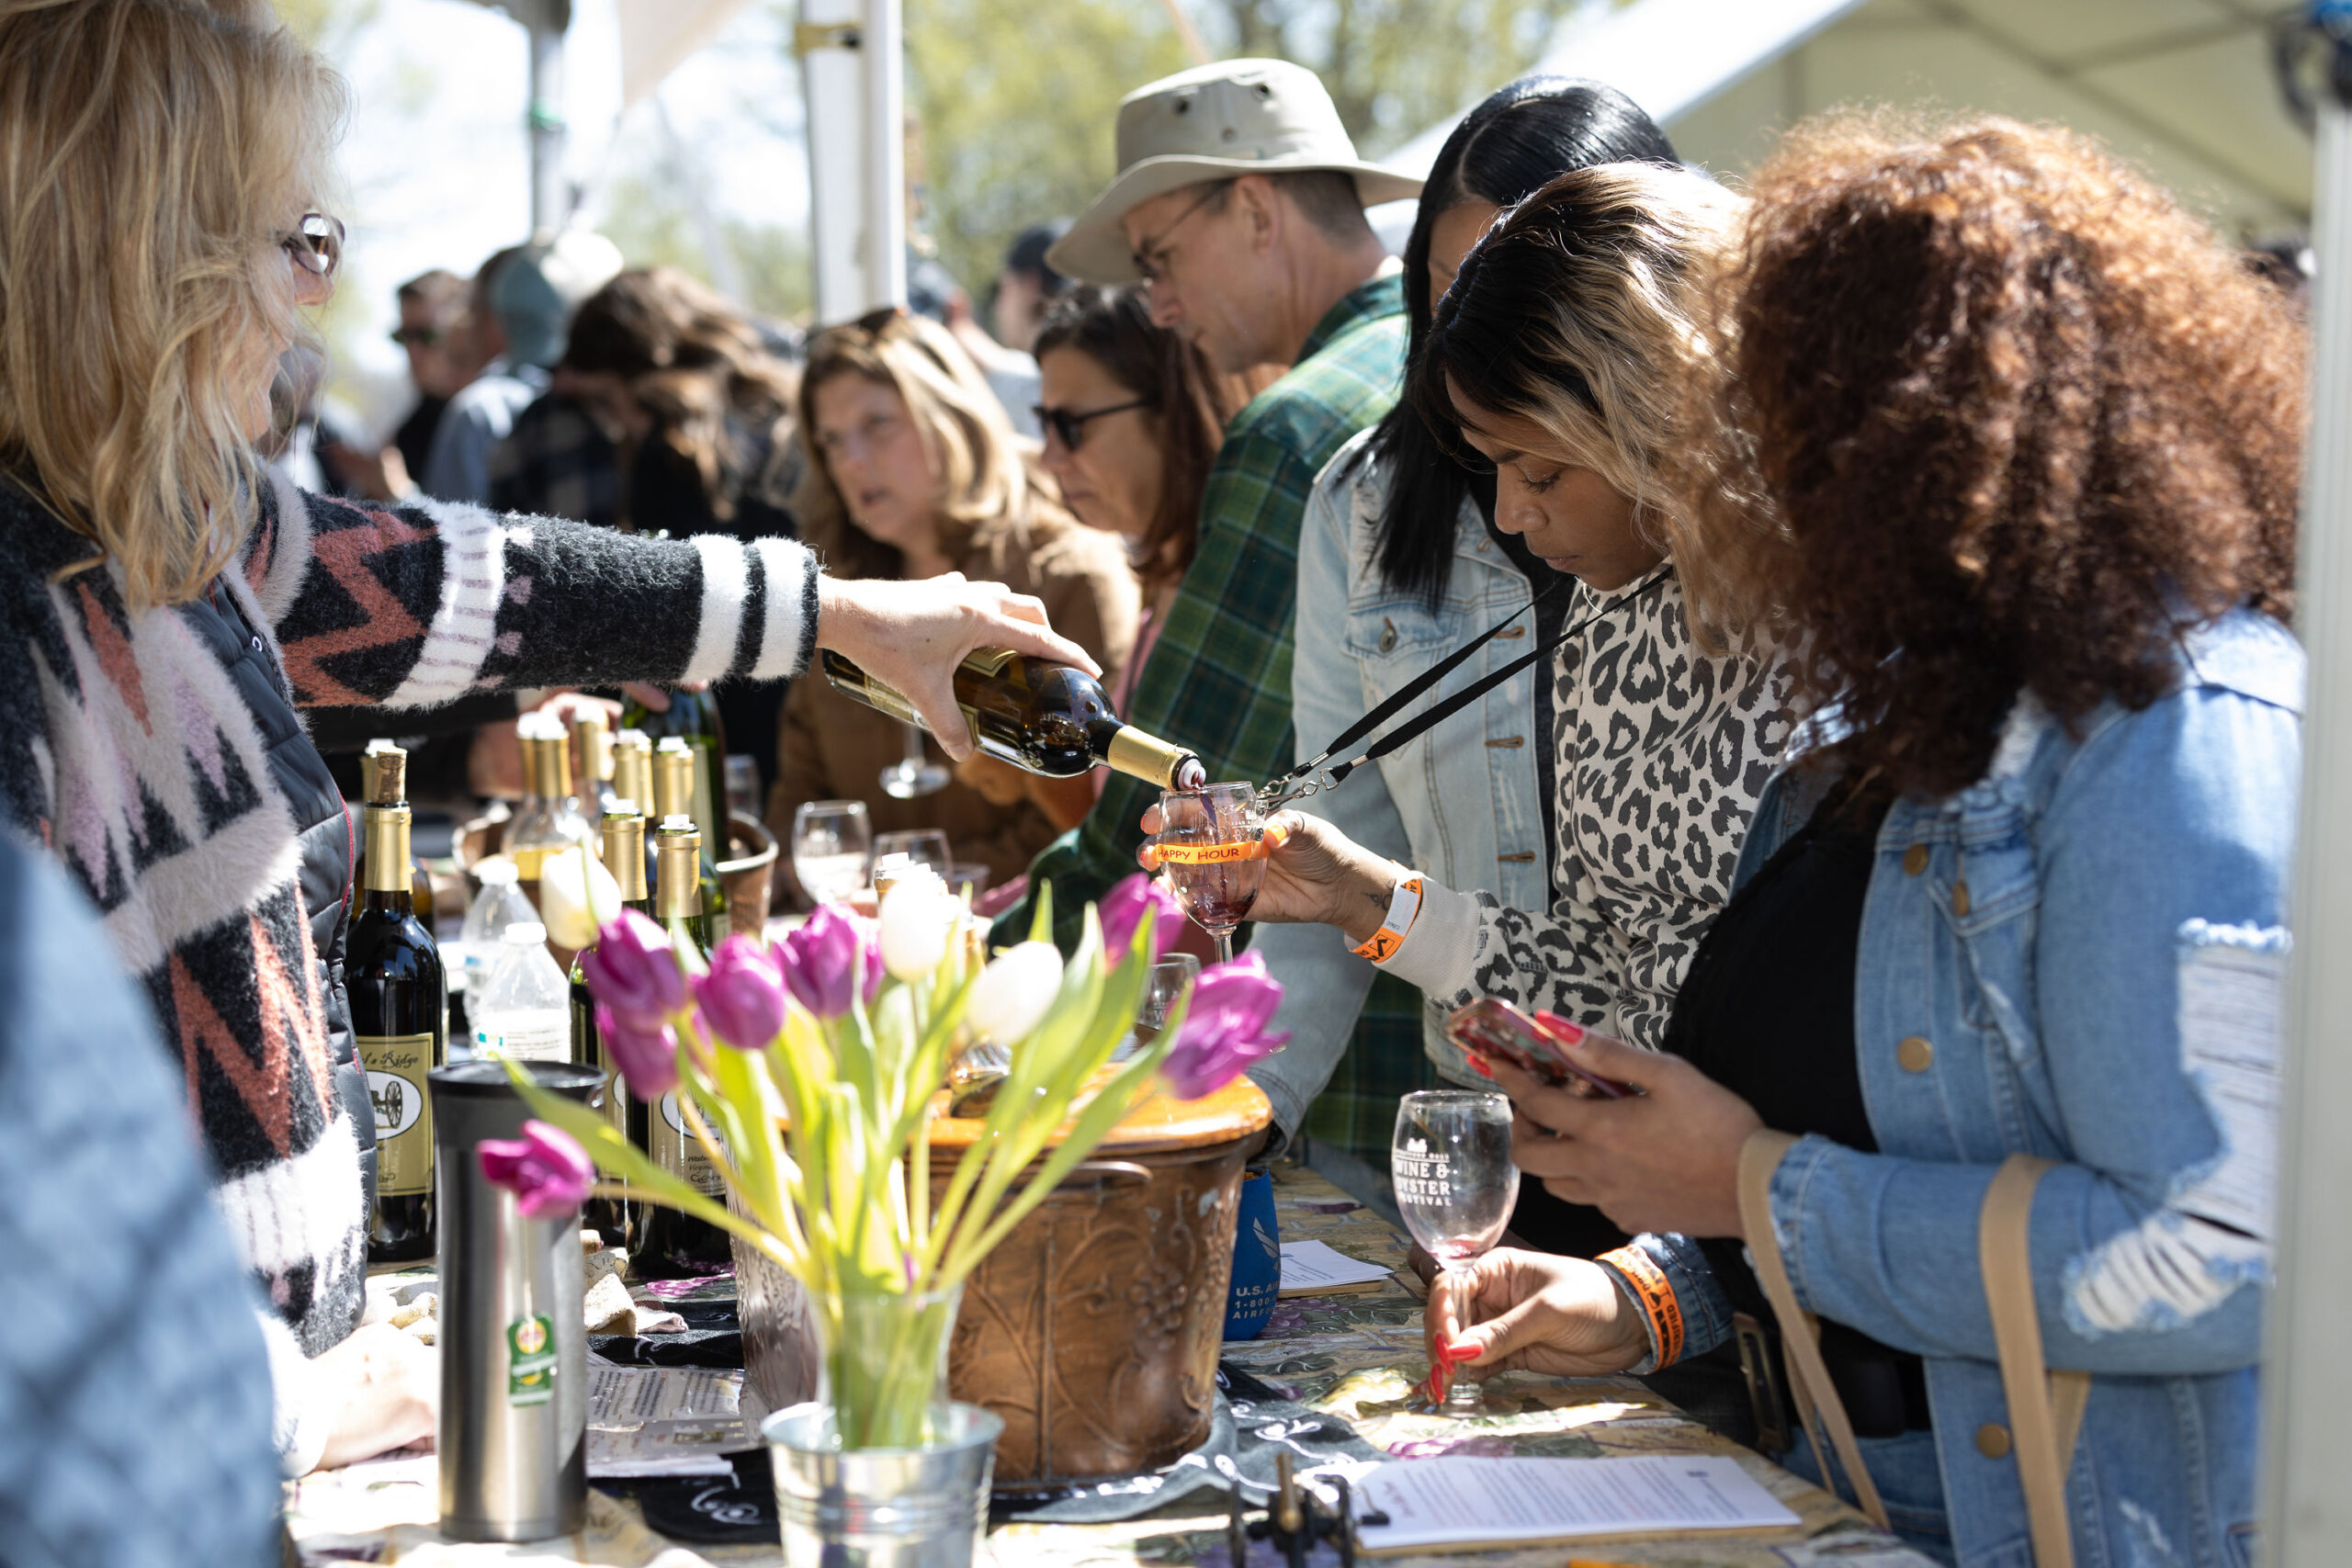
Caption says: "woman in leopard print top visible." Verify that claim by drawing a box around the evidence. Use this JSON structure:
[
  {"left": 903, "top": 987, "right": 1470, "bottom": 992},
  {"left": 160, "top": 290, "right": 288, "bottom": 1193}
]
[{"left": 1210, "top": 164, "right": 1787, "bottom": 1076}]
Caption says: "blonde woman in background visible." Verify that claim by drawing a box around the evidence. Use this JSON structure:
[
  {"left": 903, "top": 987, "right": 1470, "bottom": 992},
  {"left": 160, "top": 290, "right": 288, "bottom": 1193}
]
[
  {"left": 768, "top": 310, "right": 1138, "bottom": 896},
  {"left": 0, "top": 0, "right": 1092, "bottom": 1481}
]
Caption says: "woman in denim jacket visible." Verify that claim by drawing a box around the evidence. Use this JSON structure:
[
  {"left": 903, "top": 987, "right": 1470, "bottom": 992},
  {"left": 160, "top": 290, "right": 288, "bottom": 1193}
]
[
  {"left": 1250, "top": 79, "right": 1740, "bottom": 1152},
  {"left": 1427, "top": 118, "right": 2304, "bottom": 1568}
]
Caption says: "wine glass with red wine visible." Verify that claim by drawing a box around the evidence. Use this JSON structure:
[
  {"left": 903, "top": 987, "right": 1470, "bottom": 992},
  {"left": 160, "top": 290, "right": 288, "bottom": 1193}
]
[{"left": 1156, "top": 783, "right": 1266, "bottom": 964}]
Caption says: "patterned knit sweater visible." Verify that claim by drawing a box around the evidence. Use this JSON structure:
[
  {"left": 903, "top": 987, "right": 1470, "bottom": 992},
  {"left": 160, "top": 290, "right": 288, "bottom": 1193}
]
[{"left": 0, "top": 472, "right": 815, "bottom": 1372}]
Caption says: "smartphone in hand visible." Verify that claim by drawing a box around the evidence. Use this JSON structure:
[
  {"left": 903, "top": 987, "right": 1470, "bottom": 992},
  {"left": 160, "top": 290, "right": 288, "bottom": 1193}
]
[{"left": 1444, "top": 997, "right": 1637, "bottom": 1100}]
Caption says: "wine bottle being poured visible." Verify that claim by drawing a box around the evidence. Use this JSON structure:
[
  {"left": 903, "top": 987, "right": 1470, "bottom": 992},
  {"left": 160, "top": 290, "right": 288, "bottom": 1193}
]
[{"left": 820, "top": 648, "right": 1208, "bottom": 791}]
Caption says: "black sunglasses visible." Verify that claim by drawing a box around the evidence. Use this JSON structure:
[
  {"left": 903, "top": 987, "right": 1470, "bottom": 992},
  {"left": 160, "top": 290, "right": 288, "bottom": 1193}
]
[
  {"left": 1034, "top": 398, "right": 1148, "bottom": 451},
  {"left": 280, "top": 212, "right": 345, "bottom": 279},
  {"left": 389, "top": 324, "right": 441, "bottom": 347}
]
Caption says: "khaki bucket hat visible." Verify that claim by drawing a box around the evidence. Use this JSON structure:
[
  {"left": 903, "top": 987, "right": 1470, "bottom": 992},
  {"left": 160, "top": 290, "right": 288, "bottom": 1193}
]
[{"left": 1048, "top": 58, "right": 1424, "bottom": 284}]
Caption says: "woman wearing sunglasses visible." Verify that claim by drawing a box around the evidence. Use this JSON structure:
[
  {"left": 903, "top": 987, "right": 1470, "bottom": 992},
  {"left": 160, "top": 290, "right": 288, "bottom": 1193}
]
[
  {"left": 1031, "top": 286, "right": 1259, "bottom": 773},
  {"left": 768, "top": 308, "right": 1139, "bottom": 892},
  {"left": 0, "top": 0, "right": 1093, "bottom": 1487}
]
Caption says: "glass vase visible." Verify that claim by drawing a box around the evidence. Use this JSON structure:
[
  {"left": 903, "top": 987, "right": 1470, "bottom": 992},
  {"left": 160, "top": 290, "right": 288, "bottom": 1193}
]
[{"left": 809, "top": 1282, "right": 965, "bottom": 1452}]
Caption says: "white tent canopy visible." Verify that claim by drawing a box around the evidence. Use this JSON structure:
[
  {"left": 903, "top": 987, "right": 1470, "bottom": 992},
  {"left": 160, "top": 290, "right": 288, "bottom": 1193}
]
[{"left": 1387, "top": 0, "right": 2308, "bottom": 237}]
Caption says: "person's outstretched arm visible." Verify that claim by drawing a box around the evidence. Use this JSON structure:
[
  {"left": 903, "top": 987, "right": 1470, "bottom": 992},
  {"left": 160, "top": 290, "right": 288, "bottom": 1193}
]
[{"left": 243, "top": 476, "right": 1092, "bottom": 757}]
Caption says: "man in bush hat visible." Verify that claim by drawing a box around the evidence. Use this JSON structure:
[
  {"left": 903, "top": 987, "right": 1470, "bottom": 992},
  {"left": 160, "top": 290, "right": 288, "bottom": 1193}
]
[{"left": 1005, "top": 59, "right": 1424, "bottom": 1161}]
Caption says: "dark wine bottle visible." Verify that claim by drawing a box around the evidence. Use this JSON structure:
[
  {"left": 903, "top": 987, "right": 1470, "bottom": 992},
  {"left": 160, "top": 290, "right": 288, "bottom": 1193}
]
[
  {"left": 349, "top": 744, "right": 447, "bottom": 1264},
  {"left": 820, "top": 648, "right": 1206, "bottom": 789},
  {"left": 632, "top": 816, "right": 732, "bottom": 1278},
  {"left": 571, "top": 807, "right": 650, "bottom": 1249},
  {"left": 652, "top": 739, "right": 730, "bottom": 942}
]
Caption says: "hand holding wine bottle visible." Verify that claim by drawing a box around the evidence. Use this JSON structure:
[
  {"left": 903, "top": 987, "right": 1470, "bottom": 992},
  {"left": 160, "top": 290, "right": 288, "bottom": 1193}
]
[
  {"left": 1138, "top": 803, "right": 1413, "bottom": 948},
  {"left": 814, "top": 572, "right": 1102, "bottom": 760}
]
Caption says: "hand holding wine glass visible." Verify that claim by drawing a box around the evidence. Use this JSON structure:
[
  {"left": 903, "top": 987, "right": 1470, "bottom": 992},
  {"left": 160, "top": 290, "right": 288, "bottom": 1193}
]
[
  {"left": 1393, "top": 1090, "right": 1521, "bottom": 1417},
  {"left": 1138, "top": 805, "right": 1409, "bottom": 943},
  {"left": 1152, "top": 784, "right": 1270, "bottom": 964}
]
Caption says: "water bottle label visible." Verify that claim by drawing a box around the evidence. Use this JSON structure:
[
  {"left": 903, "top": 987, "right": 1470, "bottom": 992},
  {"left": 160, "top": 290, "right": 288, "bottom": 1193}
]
[{"left": 506, "top": 1314, "right": 557, "bottom": 1405}]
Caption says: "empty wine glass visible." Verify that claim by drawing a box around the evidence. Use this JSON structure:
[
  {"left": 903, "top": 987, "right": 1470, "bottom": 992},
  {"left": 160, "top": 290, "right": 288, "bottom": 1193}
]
[
  {"left": 791, "top": 799, "right": 872, "bottom": 906},
  {"left": 878, "top": 722, "right": 951, "bottom": 799},
  {"left": 1392, "top": 1090, "right": 1521, "bottom": 1418},
  {"left": 1156, "top": 783, "right": 1265, "bottom": 964},
  {"left": 874, "top": 829, "right": 952, "bottom": 876},
  {"left": 1114, "top": 953, "right": 1200, "bottom": 1061}
]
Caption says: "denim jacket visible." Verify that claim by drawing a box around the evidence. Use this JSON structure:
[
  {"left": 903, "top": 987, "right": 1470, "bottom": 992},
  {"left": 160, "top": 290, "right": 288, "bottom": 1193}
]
[
  {"left": 1617, "top": 608, "right": 2299, "bottom": 1568},
  {"left": 1250, "top": 433, "right": 1553, "bottom": 1137}
]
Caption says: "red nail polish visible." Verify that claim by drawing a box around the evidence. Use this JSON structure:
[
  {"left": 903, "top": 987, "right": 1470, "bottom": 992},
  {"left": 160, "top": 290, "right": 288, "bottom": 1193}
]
[{"left": 1535, "top": 1010, "right": 1585, "bottom": 1045}]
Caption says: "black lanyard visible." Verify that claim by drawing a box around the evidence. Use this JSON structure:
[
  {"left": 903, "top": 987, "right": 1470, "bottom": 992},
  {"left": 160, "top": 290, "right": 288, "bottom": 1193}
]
[{"left": 1259, "top": 565, "right": 1675, "bottom": 810}]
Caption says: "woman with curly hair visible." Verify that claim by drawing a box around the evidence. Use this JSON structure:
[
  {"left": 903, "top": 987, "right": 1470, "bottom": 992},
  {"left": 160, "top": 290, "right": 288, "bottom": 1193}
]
[{"left": 1425, "top": 117, "right": 2302, "bottom": 1566}]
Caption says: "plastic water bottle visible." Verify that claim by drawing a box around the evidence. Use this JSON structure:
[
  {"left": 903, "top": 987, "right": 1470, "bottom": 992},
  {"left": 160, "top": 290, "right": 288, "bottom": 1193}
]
[
  {"left": 447, "top": 862, "right": 537, "bottom": 1032},
  {"left": 470, "top": 921, "right": 571, "bottom": 1064}
]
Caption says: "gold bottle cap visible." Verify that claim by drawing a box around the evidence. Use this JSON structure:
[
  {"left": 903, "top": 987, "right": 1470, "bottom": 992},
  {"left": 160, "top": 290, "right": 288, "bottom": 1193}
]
[{"left": 613, "top": 730, "right": 652, "bottom": 810}]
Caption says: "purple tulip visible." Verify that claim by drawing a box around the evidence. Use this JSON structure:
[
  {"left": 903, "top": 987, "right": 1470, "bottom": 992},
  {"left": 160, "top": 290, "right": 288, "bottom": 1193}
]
[
  {"left": 1100, "top": 874, "right": 1182, "bottom": 966},
  {"left": 1160, "top": 951, "right": 1290, "bottom": 1100},
  {"left": 478, "top": 1119, "right": 594, "bottom": 1218},
  {"left": 580, "top": 908, "right": 685, "bottom": 1024},
  {"left": 595, "top": 1003, "right": 679, "bottom": 1100},
  {"left": 693, "top": 936, "right": 790, "bottom": 1050},
  {"left": 778, "top": 904, "right": 880, "bottom": 1020}
]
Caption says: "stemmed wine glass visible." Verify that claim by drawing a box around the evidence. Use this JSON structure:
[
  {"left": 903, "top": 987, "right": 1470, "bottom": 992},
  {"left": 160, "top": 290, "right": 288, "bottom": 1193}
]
[
  {"left": 1155, "top": 783, "right": 1266, "bottom": 964},
  {"left": 878, "top": 722, "right": 951, "bottom": 799},
  {"left": 790, "top": 799, "right": 872, "bottom": 906},
  {"left": 1392, "top": 1090, "right": 1521, "bottom": 1418}
]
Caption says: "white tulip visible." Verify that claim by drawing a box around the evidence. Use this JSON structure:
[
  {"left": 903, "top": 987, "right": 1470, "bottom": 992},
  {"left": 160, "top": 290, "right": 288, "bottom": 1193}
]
[
  {"left": 965, "top": 942, "right": 1064, "bottom": 1044},
  {"left": 878, "top": 883, "right": 959, "bottom": 980},
  {"left": 536, "top": 843, "right": 622, "bottom": 950}
]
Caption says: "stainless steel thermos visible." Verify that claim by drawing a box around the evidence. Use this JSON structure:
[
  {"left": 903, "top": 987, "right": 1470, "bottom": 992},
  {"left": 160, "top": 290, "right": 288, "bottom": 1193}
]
[{"left": 429, "top": 1060, "right": 605, "bottom": 1540}]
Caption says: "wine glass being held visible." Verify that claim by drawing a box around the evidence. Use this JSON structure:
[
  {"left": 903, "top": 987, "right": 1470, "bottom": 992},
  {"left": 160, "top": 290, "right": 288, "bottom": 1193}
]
[
  {"left": 1428, "top": 1248, "right": 1651, "bottom": 1379},
  {"left": 1138, "top": 807, "right": 1406, "bottom": 941}
]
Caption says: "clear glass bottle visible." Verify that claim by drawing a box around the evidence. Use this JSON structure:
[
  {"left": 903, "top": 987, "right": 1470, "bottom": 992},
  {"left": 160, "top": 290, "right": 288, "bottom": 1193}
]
[
  {"left": 505, "top": 714, "right": 591, "bottom": 904},
  {"left": 448, "top": 861, "right": 537, "bottom": 1055}
]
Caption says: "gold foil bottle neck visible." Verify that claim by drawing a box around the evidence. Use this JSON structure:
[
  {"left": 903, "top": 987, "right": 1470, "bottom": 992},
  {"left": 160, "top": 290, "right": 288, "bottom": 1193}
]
[
  {"left": 571, "top": 709, "right": 613, "bottom": 784},
  {"left": 1104, "top": 727, "right": 1204, "bottom": 791},
  {"left": 652, "top": 741, "right": 694, "bottom": 820},
  {"left": 654, "top": 818, "right": 702, "bottom": 919},
  {"left": 363, "top": 803, "right": 412, "bottom": 895},
  {"left": 602, "top": 811, "right": 649, "bottom": 903}
]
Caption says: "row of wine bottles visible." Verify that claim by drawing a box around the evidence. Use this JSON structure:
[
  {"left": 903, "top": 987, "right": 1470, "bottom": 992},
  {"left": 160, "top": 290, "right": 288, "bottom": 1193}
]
[
  {"left": 351, "top": 739, "right": 730, "bottom": 1276},
  {"left": 352, "top": 648, "right": 1204, "bottom": 1270}
]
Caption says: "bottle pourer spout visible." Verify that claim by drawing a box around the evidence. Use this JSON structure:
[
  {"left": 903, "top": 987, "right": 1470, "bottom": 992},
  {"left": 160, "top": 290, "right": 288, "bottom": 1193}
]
[{"left": 1174, "top": 757, "right": 1207, "bottom": 792}]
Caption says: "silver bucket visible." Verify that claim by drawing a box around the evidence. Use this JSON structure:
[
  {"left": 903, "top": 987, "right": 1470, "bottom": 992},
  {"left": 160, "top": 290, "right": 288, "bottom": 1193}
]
[{"left": 763, "top": 1402, "right": 1003, "bottom": 1568}]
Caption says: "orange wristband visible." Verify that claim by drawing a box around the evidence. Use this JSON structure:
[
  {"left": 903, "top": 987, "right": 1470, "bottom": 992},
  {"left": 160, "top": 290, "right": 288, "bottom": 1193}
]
[
  {"left": 1598, "top": 1243, "right": 1684, "bottom": 1369},
  {"left": 1351, "top": 875, "right": 1423, "bottom": 964}
]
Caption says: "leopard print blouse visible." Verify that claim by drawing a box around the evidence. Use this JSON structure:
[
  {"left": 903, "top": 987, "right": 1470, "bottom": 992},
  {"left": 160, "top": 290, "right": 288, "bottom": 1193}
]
[{"left": 1385, "top": 567, "right": 1790, "bottom": 1057}]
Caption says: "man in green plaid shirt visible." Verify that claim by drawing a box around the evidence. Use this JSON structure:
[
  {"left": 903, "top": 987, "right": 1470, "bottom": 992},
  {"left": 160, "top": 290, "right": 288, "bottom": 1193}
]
[{"left": 1004, "top": 60, "right": 1434, "bottom": 1163}]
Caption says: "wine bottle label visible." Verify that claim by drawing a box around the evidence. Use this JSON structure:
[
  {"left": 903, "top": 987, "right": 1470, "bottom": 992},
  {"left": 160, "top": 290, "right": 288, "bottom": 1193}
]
[
  {"left": 652, "top": 1091, "right": 729, "bottom": 1195},
  {"left": 1155, "top": 840, "right": 1268, "bottom": 865},
  {"left": 360, "top": 1032, "right": 435, "bottom": 1197}
]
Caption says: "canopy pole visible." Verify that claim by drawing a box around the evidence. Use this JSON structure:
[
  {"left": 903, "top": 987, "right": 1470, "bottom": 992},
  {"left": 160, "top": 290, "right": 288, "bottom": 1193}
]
[
  {"left": 797, "top": 0, "right": 904, "bottom": 322},
  {"left": 526, "top": 4, "right": 571, "bottom": 235},
  {"left": 2265, "top": 6, "right": 2352, "bottom": 1561}
]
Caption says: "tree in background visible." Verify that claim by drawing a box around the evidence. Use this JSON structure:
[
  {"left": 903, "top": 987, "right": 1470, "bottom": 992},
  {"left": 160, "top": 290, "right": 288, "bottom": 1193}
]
[{"left": 899, "top": 0, "right": 1581, "bottom": 310}]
